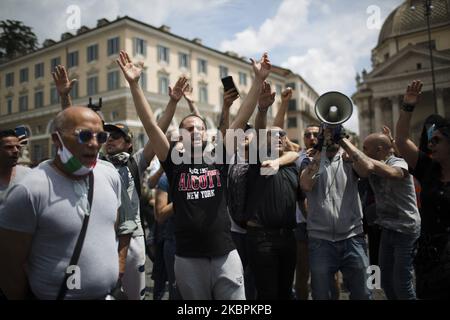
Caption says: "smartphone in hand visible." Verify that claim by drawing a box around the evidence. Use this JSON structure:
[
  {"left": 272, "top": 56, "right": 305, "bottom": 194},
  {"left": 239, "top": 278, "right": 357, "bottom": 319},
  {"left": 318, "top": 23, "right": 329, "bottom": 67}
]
[
  {"left": 221, "top": 76, "right": 238, "bottom": 93},
  {"left": 15, "top": 125, "right": 28, "bottom": 138}
]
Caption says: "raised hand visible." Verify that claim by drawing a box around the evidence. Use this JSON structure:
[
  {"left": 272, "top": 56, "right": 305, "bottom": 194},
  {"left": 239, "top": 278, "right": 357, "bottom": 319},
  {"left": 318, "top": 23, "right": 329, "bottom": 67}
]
[
  {"left": 261, "top": 159, "right": 280, "bottom": 176},
  {"left": 116, "top": 50, "right": 143, "bottom": 84},
  {"left": 382, "top": 125, "right": 394, "bottom": 141},
  {"left": 403, "top": 80, "right": 422, "bottom": 105},
  {"left": 52, "top": 65, "right": 77, "bottom": 96},
  {"left": 223, "top": 88, "right": 239, "bottom": 109},
  {"left": 183, "top": 83, "right": 195, "bottom": 104},
  {"left": 258, "top": 81, "right": 276, "bottom": 111},
  {"left": 251, "top": 52, "right": 271, "bottom": 81},
  {"left": 281, "top": 87, "right": 293, "bottom": 103},
  {"left": 169, "top": 76, "right": 189, "bottom": 102}
]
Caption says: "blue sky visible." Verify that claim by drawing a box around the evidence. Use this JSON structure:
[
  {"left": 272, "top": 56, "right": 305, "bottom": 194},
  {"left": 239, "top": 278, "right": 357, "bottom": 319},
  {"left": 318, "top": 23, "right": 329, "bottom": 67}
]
[{"left": 1, "top": 0, "right": 406, "bottom": 133}]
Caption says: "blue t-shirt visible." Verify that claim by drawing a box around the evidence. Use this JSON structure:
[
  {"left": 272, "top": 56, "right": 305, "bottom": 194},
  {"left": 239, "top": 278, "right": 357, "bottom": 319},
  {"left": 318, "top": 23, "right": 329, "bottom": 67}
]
[{"left": 156, "top": 174, "right": 175, "bottom": 241}]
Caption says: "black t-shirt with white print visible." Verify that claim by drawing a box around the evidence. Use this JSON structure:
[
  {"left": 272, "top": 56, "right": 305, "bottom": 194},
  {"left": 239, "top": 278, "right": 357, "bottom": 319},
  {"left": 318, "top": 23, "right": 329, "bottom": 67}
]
[{"left": 161, "top": 143, "right": 235, "bottom": 258}]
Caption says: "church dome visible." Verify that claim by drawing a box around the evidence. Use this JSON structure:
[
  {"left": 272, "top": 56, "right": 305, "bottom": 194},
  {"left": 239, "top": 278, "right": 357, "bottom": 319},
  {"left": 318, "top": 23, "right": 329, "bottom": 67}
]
[{"left": 377, "top": 0, "right": 450, "bottom": 46}]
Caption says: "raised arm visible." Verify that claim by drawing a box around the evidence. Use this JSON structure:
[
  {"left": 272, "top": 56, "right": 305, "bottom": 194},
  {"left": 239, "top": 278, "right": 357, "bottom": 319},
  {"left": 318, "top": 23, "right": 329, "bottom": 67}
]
[
  {"left": 183, "top": 84, "right": 202, "bottom": 117},
  {"left": 339, "top": 137, "right": 374, "bottom": 178},
  {"left": 117, "top": 50, "right": 169, "bottom": 162},
  {"left": 273, "top": 87, "right": 292, "bottom": 128},
  {"left": 52, "top": 65, "right": 77, "bottom": 110},
  {"left": 382, "top": 125, "right": 401, "bottom": 157},
  {"left": 255, "top": 81, "right": 275, "bottom": 131},
  {"left": 141, "top": 77, "right": 189, "bottom": 163},
  {"left": 395, "top": 80, "right": 422, "bottom": 169},
  {"left": 228, "top": 53, "right": 271, "bottom": 132},
  {"left": 218, "top": 88, "right": 239, "bottom": 138}
]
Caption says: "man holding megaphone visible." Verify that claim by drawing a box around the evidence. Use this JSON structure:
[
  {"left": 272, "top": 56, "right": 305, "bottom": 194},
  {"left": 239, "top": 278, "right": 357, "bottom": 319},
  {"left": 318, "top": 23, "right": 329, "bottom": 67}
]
[{"left": 299, "top": 92, "right": 372, "bottom": 300}]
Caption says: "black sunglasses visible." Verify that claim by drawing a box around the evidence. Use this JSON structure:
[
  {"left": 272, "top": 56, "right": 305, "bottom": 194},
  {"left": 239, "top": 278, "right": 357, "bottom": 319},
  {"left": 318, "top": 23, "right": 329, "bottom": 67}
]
[
  {"left": 75, "top": 129, "right": 109, "bottom": 144},
  {"left": 269, "top": 130, "right": 287, "bottom": 138}
]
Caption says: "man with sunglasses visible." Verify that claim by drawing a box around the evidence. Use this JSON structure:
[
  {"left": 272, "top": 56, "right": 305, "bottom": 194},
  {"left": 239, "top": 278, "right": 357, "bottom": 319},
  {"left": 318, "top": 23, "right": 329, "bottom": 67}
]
[
  {"left": 244, "top": 119, "right": 299, "bottom": 299},
  {"left": 0, "top": 106, "right": 125, "bottom": 299},
  {"left": 0, "top": 129, "right": 32, "bottom": 205}
]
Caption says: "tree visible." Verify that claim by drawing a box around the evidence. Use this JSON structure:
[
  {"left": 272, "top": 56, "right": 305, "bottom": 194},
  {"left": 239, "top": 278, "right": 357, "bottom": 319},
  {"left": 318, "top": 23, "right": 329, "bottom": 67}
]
[{"left": 0, "top": 20, "right": 38, "bottom": 60}]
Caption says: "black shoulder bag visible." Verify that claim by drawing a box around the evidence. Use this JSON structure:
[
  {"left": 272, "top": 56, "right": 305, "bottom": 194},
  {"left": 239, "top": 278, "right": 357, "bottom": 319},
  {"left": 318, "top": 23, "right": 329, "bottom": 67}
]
[{"left": 56, "top": 172, "right": 94, "bottom": 300}]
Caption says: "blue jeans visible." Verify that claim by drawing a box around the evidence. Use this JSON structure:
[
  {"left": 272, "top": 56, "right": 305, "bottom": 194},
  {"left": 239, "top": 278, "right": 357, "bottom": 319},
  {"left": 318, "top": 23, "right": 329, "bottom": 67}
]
[
  {"left": 379, "top": 228, "right": 419, "bottom": 300},
  {"left": 309, "top": 235, "right": 371, "bottom": 300}
]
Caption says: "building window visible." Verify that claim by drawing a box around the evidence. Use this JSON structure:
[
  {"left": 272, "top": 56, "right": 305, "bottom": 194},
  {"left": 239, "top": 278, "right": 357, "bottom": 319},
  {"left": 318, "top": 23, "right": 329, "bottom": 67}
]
[
  {"left": 286, "top": 82, "right": 296, "bottom": 90},
  {"left": 107, "top": 37, "right": 120, "bottom": 56},
  {"left": 179, "top": 52, "right": 189, "bottom": 68},
  {"left": 33, "top": 144, "right": 43, "bottom": 163},
  {"left": 5, "top": 72, "right": 14, "bottom": 87},
  {"left": 276, "top": 84, "right": 282, "bottom": 96},
  {"left": 287, "top": 117, "right": 297, "bottom": 128},
  {"left": 87, "top": 44, "right": 98, "bottom": 62},
  {"left": 417, "top": 63, "right": 422, "bottom": 70},
  {"left": 157, "top": 45, "right": 169, "bottom": 63},
  {"left": 158, "top": 75, "right": 169, "bottom": 95},
  {"left": 67, "top": 51, "right": 79, "bottom": 68},
  {"left": 134, "top": 38, "right": 147, "bottom": 56},
  {"left": 198, "top": 59, "right": 207, "bottom": 74},
  {"left": 87, "top": 76, "right": 98, "bottom": 95},
  {"left": 34, "top": 91, "right": 44, "bottom": 108},
  {"left": 239, "top": 72, "right": 247, "bottom": 86},
  {"left": 35, "top": 63, "right": 44, "bottom": 79},
  {"left": 111, "top": 111, "right": 119, "bottom": 121},
  {"left": 7, "top": 97, "right": 13, "bottom": 114},
  {"left": 19, "top": 68, "right": 29, "bottom": 83},
  {"left": 50, "top": 86, "right": 60, "bottom": 104},
  {"left": 140, "top": 70, "right": 147, "bottom": 91},
  {"left": 107, "top": 71, "right": 120, "bottom": 91},
  {"left": 199, "top": 84, "right": 208, "bottom": 103},
  {"left": 219, "top": 66, "right": 228, "bottom": 79},
  {"left": 19, "top": 95, "right": 28, "bottom": 112},
  {"left": 72, "top": 81, "right": 79, "bottom": 99},
  {"left": 288, "top": 99, "right": 297, "bottom": 111},
  {"left": 50, "top": 57, "right": 61, "bottom": 72}
]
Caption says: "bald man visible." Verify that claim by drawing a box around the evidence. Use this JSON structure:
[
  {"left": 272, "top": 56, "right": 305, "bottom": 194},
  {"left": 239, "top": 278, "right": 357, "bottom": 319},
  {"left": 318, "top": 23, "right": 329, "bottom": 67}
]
[
  {"left": 0, "top": 107, "right": 126, "bottom": 300},
  {"left": 345, "top": 133, "right": 421, "bottom": 300}
]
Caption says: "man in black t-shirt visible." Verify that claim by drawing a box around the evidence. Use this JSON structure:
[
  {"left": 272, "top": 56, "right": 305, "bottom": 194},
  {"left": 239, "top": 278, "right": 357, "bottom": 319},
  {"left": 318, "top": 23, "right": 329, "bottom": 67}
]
[{"left": 117, "top": 49, "right": 272, "bottom": 299}]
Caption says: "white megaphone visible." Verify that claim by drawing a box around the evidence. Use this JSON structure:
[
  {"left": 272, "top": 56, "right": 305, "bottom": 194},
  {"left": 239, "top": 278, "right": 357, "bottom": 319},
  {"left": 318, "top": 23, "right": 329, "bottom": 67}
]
[{"left": 314, "top": 91, "right": 353, "bottom": 126}]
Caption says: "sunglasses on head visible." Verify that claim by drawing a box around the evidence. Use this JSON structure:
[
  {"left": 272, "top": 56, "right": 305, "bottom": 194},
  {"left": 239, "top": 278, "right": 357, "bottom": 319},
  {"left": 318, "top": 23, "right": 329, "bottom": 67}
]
[
  {"left": 108, "top": 130, "right": 126, "bottom": 140},
  {"left": 304, "top": 132, "right": 319, "bottom": 138},
  {"left": 74, "top": 129, "right": 109, "bottom": 144}
]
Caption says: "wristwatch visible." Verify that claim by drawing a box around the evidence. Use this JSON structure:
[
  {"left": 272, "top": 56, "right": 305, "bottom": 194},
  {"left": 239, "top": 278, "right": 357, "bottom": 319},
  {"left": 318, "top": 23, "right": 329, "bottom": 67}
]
[{"left": 401, "top": 103, "right": 415, "bottom": 112}]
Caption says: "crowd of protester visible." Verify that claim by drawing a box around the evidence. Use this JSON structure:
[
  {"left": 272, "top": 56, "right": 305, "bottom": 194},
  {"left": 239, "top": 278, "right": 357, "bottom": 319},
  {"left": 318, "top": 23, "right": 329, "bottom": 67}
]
[{"left": 0, "top": 49, "right": 449, "bottom": 300}]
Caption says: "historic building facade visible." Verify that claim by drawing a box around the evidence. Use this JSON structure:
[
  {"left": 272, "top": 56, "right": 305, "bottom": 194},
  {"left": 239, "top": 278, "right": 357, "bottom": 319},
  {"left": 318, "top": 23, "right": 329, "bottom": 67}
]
[
  {"left": 353, "top": 0, "right": 450, "bottom": 142},
  {"left": 0, "top": 16, "right": 319, "bottom": 164}
]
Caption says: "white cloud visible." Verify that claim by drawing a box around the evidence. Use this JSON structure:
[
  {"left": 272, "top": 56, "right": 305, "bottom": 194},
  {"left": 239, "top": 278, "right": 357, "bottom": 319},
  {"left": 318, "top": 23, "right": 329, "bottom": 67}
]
[
  {"left": 219, "top": 0, "right": 391, "bottom": 134},
  {"left": 220, "top": 0, "right": 310, "bottom": 55},
  {"left": 0, "top": 0, "right": 229, "bottom": 45}
]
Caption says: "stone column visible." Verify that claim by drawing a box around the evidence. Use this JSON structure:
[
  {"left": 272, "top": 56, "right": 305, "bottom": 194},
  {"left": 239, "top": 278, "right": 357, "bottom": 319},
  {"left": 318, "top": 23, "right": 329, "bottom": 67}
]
[
  {"left": 391, "top": 96, "right": 400, "bottom": 136},
  {"left": 373, "top": 98, "right": 382, "bottom": 134}
]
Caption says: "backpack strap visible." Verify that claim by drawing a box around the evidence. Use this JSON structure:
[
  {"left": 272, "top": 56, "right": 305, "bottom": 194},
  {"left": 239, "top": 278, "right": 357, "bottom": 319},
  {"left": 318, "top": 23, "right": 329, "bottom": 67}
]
[{"left": 56, "top": 172, "right": 94, "bottom": 300}]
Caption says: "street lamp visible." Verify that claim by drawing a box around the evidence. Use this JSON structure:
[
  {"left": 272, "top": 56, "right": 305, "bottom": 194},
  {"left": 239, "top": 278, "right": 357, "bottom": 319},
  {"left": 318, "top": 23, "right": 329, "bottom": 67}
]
[{"left": 410, "top": 0, "right": 439, "bottom": 114}]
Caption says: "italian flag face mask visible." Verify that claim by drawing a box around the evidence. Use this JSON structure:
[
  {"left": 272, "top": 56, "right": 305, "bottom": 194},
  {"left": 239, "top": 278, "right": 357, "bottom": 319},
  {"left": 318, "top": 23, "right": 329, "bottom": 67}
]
[{"left": 56, "top": 131, "right": 97, "bottom": 176}]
